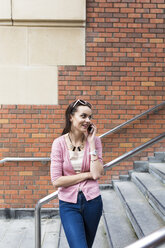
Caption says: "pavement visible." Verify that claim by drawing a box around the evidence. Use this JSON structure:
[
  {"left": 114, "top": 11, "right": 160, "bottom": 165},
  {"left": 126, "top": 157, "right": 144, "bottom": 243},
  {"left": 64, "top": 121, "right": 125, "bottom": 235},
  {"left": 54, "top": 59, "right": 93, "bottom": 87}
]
[
  {"left": 0, "top": 215, "right": 109, "bottom": 248},
  {"left": 0, "top": 216, "right": 61, "bottom": 248}
]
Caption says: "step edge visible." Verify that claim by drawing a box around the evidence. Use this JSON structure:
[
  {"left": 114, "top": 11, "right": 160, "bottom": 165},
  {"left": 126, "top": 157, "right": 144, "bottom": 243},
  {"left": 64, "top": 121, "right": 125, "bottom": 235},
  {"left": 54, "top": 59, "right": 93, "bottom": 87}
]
[
  {"left": 113, "top": 182, "right": 144, "bottom": 239},
  {"left": 131, "top": 174, "right": 165, "bottom": 221}
]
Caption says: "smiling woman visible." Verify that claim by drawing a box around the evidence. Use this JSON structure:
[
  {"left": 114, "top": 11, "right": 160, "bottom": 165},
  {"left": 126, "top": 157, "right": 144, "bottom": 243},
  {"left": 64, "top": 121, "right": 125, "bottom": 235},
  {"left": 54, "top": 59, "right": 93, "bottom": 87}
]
[
  {"left": 50, "top": 99, "right": 104, "bottom": 248},
  {"left": 70, "top": 105, "right": 92, "bottom": 134}
]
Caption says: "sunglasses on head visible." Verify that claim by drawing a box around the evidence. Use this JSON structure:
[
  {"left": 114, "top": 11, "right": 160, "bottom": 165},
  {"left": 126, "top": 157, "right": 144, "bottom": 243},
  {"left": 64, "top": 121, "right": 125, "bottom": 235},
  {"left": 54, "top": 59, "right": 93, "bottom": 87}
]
[{"left": 72, "top": 99, "right": 92, "bottom": 109}]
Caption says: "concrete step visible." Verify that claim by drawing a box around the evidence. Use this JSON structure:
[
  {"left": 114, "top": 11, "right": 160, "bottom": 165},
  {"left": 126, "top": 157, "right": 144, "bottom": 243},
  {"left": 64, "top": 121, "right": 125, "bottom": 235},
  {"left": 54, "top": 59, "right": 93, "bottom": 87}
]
[
  {"left": 101, "top": 189, "right": 137, "bottom": 248},
  {"left": 91, "top": 216, "right": 109, "bottom": 248},
  {"left": 0, "top": 218, "right": 35, "bottom": 248},
  {"left": 148, "top": 156, "right": 163, "bottom": 163},
  {"left": 58, "top": 215, "right": 109, "bottom": 248},
  {"left": 154, "top": 152, "right": 165, "bottom": 161},
  {"left": 133, "top": 161, "right": 149, "bottom": 172},
  {"left": 113, "top": 181, "right": 165, "bottom": 242},
  {"left": 0, "top": 216, "right": 61, "bottom": 248},
  {"left": 58, "top": 224, "right": 68, "bottom": 248},
  {"left": 131, "top": 172, "right": 165, "bottom": 221},
  {"left": 149, "top": 162, "right": 165, "bottom": 184}
]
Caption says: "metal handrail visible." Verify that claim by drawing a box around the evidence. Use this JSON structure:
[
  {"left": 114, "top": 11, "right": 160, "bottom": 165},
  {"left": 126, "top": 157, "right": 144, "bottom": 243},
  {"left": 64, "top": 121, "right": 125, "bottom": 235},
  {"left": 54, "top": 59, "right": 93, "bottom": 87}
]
[
  {"left": 35, "top": 191, "right": 58, "bottom": 248},
  {"left": 35, "top": 132, "right": 165, "bottom": 248},
  {"left": 124, "top": 227, "right": 165, "bottom": 248},
  {"left": 99, "top": 101, "right": 165, "bottom": 138},
  {"left": 0, "top": 157, "right": 50, "bottom": 164},
  {"left": 104, "top": 132, "right": 165, "bottom": 171},
  {"left": 1, "top": 101, "right": 164, "bottom": 165}
]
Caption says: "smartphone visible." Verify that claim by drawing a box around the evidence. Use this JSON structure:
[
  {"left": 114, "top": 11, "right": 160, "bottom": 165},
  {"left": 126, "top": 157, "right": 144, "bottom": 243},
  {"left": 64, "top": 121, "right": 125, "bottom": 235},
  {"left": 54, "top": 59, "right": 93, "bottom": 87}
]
[{"left": 87, "top": 124, "right": 94, "bottom": 134}]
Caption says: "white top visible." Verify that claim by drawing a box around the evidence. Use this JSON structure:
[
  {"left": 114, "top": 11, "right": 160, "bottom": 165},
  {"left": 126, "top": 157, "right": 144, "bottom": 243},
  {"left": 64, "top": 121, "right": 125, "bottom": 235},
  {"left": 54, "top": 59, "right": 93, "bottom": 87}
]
[{"left": 69, "top": 150, "right": 84, "bottom": 173}]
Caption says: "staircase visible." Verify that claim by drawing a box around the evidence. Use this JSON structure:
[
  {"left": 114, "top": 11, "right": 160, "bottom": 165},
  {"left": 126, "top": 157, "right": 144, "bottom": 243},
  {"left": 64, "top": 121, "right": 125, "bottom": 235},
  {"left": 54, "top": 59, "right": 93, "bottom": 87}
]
[
  {"left": 1, "top": 152, "right": 164, "bottom": 247},
  {"left": 40, "top": 152, "right": 165, "bottom": 248},
  {"left": 101, "top": 152, "right": 165, "bottom": 248}
]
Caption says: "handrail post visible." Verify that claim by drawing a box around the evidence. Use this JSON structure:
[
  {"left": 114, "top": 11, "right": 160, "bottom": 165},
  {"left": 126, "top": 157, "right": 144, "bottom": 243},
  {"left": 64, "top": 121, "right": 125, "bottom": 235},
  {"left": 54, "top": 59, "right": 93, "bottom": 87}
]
[
  {"left": 35, "top": 191, "right": 58, "bottom": 248},
  {"left": 35, "top": 203, "right": 41, "bottom": 248}
]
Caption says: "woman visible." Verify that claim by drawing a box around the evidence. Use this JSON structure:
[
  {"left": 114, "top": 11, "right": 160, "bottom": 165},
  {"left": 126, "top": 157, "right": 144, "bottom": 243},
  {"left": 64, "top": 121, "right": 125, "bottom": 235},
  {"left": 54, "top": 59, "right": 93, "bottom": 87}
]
[{"left": 50, "top": 99, "right": 104, "bottom": 248}]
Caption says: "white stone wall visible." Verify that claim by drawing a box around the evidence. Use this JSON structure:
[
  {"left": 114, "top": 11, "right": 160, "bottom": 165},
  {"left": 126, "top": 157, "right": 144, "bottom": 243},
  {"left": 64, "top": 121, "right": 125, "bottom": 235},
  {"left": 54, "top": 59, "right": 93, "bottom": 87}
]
[
  {"left": 0, "top": 0, "right": 11, "bottom": 23},
  {"left": 12, "top": 0, "right": 86, "bottom": 22},
  {"left": 0, "top": 0, "right": 86, "bottom": 105}
]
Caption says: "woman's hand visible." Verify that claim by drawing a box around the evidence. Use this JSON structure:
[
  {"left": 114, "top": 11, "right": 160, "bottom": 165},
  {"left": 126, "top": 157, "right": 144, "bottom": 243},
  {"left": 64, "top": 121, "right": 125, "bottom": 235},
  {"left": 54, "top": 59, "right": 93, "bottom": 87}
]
[
  {"left": 86, "top": 124, "right": 104, "bottom": 180},
  {"left": 86, "top": 124, "right": 97, "bottom": 144}
]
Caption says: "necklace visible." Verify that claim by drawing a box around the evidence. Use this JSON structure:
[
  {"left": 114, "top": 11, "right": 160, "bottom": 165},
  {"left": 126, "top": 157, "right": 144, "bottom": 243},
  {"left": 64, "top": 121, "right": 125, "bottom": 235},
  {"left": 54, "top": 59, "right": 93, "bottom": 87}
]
[{"left": 68, "top": 134, "right": 84, "bottom": 151}]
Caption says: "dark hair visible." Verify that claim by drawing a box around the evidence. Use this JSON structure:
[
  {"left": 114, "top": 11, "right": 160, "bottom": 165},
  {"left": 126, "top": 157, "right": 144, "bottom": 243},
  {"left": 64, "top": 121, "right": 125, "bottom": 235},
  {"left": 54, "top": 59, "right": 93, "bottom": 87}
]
[{"left": 61, "top": 99, "right": 92, "bottom": 135}]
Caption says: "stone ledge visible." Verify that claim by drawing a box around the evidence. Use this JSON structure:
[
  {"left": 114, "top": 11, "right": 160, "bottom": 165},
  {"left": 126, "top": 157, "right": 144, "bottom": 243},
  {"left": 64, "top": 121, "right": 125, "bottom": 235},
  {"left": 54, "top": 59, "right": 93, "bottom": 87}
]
[
  {"left": 0, "top": 20, "right": 12, "bottom": 26},
  {"left": 12, "top": 20, "right": 86, "bottom": 27},
  {"left": 0, "top": 20, "right": 86, "bottom": 27},
  {"left": 0, "top": 0, "right": 86, "bottom": 27}
]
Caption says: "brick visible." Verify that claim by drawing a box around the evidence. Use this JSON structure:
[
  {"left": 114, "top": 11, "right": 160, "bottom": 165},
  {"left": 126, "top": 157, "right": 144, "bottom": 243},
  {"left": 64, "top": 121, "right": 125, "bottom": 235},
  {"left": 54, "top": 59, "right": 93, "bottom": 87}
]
[
  {"left": 151, "top": 0, "right": 164, "bottom": 2},
  {"left": 121, "top": 8, "right": 134, "bottom": 13},
  {"left": 105, "top": 8, "right": 119, "bottom": 13},
  {"left": 142, "top": 33, "right": 156, "bottom": 38},
  {"left": 143, "top": 14, "right": 156, "bottom": 18},
  {"left": 128, "top": 23, "right": 141, "bottom": 28},
  {"left": 150, "top": 39, "right": 163, "bottom": 43},
  {"left": 0, "top": 119, "right": 9, "bottom": 124},
  {"left": 114, "top": 23, "right": 127, "bottom": 28},
  {"left": 143, "top": 4, "right": 156, "bottom": 8},
  {"left": 158, "top": 4, "right": 165, "bottom": 8},
  {"left": 19, "top": 190, "right": 33, "bottom": 195},
  {"left": 141, "top": 82, "right": 155, "bottom": 86},
  {"left": 150, "top": 9, "right": 163, "bottom": 13},
  {"left": 10, "top": 119, "right": 24, "bottom": 124},
  {"left": 128, "top": 14, "right": 141, "bottom": 18},
  {"left": 114, "top": 3, "right": 127, "bottom": 8}
]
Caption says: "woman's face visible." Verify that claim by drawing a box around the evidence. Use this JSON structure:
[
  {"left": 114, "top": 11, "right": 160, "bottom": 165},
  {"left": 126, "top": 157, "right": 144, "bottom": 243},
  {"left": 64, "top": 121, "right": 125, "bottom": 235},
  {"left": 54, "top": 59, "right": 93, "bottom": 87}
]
[{"left": 70, "top": 105, "right": 92, "bottom": 133}]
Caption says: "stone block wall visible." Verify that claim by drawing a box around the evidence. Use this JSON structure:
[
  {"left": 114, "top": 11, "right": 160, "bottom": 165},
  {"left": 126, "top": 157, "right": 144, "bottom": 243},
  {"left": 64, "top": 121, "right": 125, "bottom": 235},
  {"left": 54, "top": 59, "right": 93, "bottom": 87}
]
[{"left": 0, "top": 0, "right": 85, "bottom": 105}]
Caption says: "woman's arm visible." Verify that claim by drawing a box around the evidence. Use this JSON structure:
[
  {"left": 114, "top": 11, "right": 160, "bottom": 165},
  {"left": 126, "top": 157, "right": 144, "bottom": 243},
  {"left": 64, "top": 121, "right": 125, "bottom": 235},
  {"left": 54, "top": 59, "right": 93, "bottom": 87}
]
[
  {"left": 89, "top": 141, "right": 104, "bottom": 180},
  {"left": 51, "top": 138, "right": 93, "bottom": 188},
  {"left": 87, "top": 127, "right": 104, "bottom": 180},
  {"left": 52, "top": 172, "right": 93, "bottom": 188}
]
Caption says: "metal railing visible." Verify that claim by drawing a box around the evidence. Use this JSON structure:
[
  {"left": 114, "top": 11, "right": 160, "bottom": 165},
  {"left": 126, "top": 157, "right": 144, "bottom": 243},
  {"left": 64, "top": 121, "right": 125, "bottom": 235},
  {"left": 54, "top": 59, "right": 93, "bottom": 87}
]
[
  {"left": 35, "top": 132, "right": 165, "bottom": 248},
  {"left": 104, "top": 132, "right": 165, "bottom": 171},
  {"left": 0, "top": 157, "right": 50, "bottom": 164},
  {"left": 99, "top": 101, "right": 165, "bottom": 138},
  {"left": 1, "top": 101, "right": 164, "bottom": 165},
  {"left": 125, "top": 227, "right": 165, "bottom": 248},
  {"left": 35, "top": 191, "right": 58, "bottom": 248}
]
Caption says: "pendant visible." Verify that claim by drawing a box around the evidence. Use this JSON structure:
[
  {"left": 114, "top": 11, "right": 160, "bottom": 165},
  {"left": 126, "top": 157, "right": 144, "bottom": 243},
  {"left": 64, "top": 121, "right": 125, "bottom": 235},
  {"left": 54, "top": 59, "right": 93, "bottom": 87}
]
[{"left": 72, "top": 146, "right": 76, "bottom": 151}]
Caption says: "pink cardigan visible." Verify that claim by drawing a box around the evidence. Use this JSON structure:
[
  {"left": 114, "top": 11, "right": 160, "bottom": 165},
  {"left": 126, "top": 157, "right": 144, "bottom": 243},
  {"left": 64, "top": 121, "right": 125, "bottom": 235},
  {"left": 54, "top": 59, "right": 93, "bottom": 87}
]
[{"left": 50, "top": 135, "right": 103, "bottom": 203}]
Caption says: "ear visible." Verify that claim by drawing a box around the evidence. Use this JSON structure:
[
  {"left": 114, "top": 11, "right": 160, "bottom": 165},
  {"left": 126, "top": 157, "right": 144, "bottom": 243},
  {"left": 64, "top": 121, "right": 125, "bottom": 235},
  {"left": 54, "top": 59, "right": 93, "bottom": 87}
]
[{"left": 70, "top": 114, "right": 73, "bottom": 123}]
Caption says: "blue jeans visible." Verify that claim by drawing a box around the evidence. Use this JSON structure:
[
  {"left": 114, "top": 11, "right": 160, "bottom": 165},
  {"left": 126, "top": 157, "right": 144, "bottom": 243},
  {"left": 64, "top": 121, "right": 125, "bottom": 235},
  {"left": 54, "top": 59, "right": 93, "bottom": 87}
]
[{"left": 59, "top": 192, "right": 103, "bottom": 248}]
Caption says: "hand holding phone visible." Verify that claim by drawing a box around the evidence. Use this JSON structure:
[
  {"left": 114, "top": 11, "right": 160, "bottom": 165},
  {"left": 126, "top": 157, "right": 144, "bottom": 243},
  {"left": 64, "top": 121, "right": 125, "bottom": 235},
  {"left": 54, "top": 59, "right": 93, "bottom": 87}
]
[{"left": 87, "top": 124, "right": 94, "bottom": 134}]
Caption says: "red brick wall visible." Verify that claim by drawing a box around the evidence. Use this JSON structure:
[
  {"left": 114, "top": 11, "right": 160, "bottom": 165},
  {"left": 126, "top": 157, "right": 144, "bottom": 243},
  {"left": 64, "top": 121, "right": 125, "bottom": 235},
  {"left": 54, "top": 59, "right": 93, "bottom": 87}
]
[{"left": 0, "top": 0, "right": 165, "bottom": 208}]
